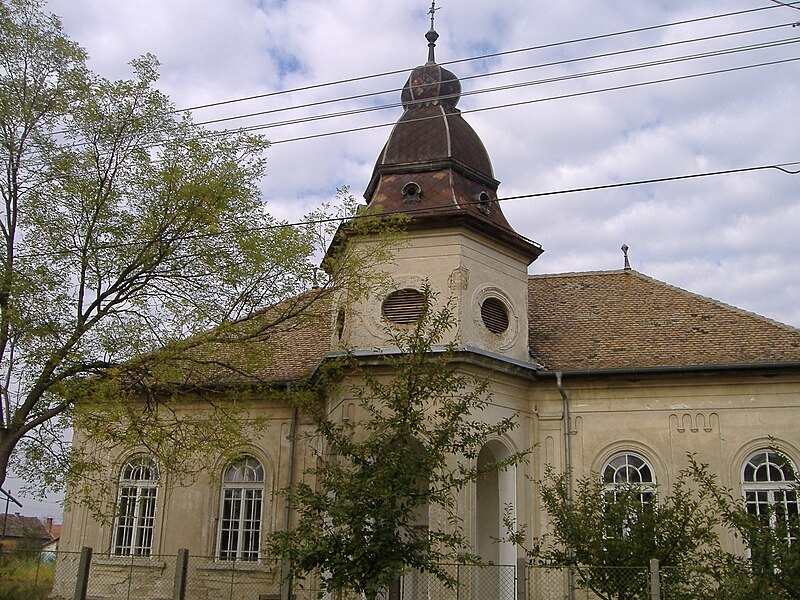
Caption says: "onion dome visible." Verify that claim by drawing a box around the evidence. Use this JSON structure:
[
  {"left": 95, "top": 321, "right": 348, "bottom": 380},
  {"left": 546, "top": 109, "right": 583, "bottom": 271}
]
[
  {"left": 400, "top": 27, "right": 461, "bottom": 110},
  {"left": 362, "top": 23, "right": 541, "bottom": 262}
]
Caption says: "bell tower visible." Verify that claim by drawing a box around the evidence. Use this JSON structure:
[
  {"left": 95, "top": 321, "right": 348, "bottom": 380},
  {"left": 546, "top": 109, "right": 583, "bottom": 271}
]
[{"left": 330, "top": 17, "right": 542, "bottom": 362}]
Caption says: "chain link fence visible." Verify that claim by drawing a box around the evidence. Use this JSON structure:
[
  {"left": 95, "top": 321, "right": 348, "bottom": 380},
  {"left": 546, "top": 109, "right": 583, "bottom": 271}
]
[
  {"left": 397, "top": 563, "right": 516, "bottom": 600},
  {"left": 3, "top": 549, "right": 519, "bottom": 600},
  {"left": 3, "top": 549, "right": 706, "bottom": 600},
  {"left": 0, "top": 548, "right": 57, "bottom": 600},
  {"left": 527, "top": 564, "right": 651, "bottom": 600}
]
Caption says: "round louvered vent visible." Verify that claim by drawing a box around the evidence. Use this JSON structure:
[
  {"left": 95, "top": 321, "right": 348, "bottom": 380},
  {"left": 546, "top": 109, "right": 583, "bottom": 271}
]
[
  {"left": 481, "top": 297, "right": 509, "bottom": 333},
  {"left": 382, "top": 289, "right": 426, "bottom": 324}
]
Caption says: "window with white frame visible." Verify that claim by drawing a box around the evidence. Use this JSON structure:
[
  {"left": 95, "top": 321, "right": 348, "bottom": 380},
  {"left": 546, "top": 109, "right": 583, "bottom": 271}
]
[
  {"left": 218, "top": 456, "right": 265, "bottom": 561},
  {"left": 602, "top": 452, "right": 656, "bottom": 505},
  {"left": 113, "top": 456, "right": 159, "bottom": 556},
  {"left": 742, "top": 450, "right": 800, "bottom": 543}
]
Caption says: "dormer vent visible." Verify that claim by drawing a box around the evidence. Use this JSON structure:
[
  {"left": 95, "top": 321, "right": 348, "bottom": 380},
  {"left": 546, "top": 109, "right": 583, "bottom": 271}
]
[
  {"left": 382, "top": 288, "right": 426, "bottom": 324},
  {"left": 402, "top": 182, "right": 422, "bottom": 204},
  {"left": 477, "top": 191, "right": 492, "bottom": 214}
]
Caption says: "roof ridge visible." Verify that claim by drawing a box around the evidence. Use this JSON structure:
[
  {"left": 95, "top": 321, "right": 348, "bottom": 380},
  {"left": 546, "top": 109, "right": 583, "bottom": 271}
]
[
  {"left": 529, "top": 268, "right": 799, "bottom": 332},
  {"left": 528, "top": 268, "right": 627, "bottom": 279},
  {"left": 628, "top": 269, "right": 800, "bottom": 334}
]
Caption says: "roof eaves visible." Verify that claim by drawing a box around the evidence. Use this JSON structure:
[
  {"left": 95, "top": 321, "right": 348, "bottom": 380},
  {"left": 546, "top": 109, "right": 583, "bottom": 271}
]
[{"left": 536, "top": 360, "right": 800, "bottom": 379}]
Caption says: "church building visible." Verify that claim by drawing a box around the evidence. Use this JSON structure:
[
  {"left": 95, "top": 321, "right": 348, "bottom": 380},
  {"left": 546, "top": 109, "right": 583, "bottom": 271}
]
[{"left": 56, "top": 20, "right": 800, "bottom": 600}]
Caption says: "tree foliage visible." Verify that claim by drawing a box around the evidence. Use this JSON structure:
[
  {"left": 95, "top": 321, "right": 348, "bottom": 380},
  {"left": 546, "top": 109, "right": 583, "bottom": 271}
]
[
  {"left": 0, "top": 0, "right": 394, "bottom": 496},
  {"left": 510, "top": 466, "right": 721, "bottom": 600},
  {"left": 269, "top": 287, "right": 526, "bottom": 600},
  {"left": 688, "top": 454, "right": 800, "bottom": 600}
]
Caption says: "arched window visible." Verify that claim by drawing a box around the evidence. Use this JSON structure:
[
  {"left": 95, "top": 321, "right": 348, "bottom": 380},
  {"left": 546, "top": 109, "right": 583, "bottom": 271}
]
[
  {"left": 113, "top": 456, "right": 159, "bottom": 556},
  {"left": 218, "top": 456, "right": 265, "bottom": 561},
  {"left": 742, "top": 450, "right": 799, "bottom": 542},
  {"left": 602, "top": 452, "right": 656, "bottom": 505}
]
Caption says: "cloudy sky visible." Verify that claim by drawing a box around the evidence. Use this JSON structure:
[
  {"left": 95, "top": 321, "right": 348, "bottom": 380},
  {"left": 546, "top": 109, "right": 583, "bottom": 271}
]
[
  {"left": 12, "top": 0, "right": 799, "bottom": 518},
  {"left": 43, "top": 0, "right": 800, "bottom": 327}
]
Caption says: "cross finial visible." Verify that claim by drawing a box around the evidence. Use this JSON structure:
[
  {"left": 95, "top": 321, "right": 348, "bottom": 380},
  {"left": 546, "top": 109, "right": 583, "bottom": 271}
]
[
  {"left": 425, "top": 1, "right": 441, "bottom": 64},
  {"left": 428, "top": 0, "right": 440, "bottom": 29}
]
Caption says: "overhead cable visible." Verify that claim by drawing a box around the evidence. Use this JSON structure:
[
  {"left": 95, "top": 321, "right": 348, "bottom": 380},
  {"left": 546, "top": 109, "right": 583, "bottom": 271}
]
[
  {"left": 15, "top": 160, "right": 800, "bottom": 260},
  {"left": 178, "top": 3, "right": 796, "bottom": 114}
]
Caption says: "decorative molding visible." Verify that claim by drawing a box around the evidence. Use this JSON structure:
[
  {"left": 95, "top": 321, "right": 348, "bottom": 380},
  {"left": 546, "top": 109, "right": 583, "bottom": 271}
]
[
  {"left": 669, "top": 412, "right": 718, "bottom": 434},
  {"left": 471, "top": 284, "right": 519, "bottom": 351}
]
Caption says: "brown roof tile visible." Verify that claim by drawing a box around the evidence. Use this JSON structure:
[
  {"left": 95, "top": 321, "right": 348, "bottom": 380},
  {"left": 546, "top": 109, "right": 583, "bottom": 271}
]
[
  {"left": 528, "top": 270, "right": 800, "bottom": 371},
  {"left": 148, "top": 293, "right": 333, "bottom": 388},
  {"left": 152, "top": 270, "right": 800, "bottom": 387},
  {"left": 0, "top": 514, "right": 52, "bottom": 541}
]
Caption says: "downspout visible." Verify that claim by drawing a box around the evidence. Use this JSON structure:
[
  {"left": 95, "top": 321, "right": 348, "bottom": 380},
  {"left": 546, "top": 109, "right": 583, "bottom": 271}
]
[
  {"left": 281, "top": 400, "right": 299, "bottom": 600},
  {"left": 555, "top": 372, "right": 575, "bottom": 600}
]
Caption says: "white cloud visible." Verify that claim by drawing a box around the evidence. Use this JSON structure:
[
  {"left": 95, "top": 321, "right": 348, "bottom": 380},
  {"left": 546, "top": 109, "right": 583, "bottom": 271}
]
[{"left": 43, "top": 0, "right": 800, "bottom": 330}]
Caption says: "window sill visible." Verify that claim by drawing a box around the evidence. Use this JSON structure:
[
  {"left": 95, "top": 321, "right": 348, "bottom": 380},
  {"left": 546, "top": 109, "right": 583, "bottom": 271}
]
[
  {"left": 95, "top": 557, "right": 167, "bottom": 569},
  {"left": 197, "top": 560, "right": 275, "bottom": 573}
]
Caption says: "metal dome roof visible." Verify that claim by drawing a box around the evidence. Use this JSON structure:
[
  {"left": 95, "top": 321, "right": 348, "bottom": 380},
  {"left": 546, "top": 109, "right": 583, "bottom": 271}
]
[{"left": 359, "top": 24, "right": 541, "bottom": 263}]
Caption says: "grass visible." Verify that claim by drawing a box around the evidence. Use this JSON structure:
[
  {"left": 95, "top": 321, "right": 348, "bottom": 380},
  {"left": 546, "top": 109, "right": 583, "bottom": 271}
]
[{"left": 0, "top": 551, "right": 56, "bottom": 600}]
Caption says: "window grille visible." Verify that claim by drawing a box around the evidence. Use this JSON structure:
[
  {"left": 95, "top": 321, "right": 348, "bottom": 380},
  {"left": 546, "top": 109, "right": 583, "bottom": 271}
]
[
  {"left": 113, "top": 456, "right": 159, "bottom": 556},
  {"left": 743, "top": 450, "right": 799, "bottom": 543},
  {"left": 481, "top": 297, "right": 509, "bottom": 333},
  {"left": 382, "top": 289, "right": 426, "bottom": 325},
  {"left": 218, "top": 456, "right": 265, "bottom": 561}
]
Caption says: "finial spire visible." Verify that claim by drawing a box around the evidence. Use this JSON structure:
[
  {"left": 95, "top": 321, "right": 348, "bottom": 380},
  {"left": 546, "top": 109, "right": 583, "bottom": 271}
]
[
  {"left": 426, "top": 1, "right": 441, "bottom": 65},
  {"left": 621, "top": 243, "right": 631, "bottom": 270},
  {"left": 429, "top": 0, "right": 439, "bottom": 29}
]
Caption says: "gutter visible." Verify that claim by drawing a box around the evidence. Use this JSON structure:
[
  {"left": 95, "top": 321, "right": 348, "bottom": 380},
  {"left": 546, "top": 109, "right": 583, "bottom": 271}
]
[
  {"left": 555, "top": 373, "right": 575, "bottom": 600},
  {"left": 536, "top": 360, "right": 800, "bottom": 378},
  {"left": 315, "top": 347, "right": 800, "bottom": 382},
  {"left": 281, "top": 399, "right": 298, "bottom": 600}
]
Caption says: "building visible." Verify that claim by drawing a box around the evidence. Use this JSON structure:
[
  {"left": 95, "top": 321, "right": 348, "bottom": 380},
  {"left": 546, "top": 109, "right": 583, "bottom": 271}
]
[
  {"left": 56, "top": 21, "right": 800, "bottom": 600},
  {"left": 0, "top": 513, "right": 53, "bottom": 552}
]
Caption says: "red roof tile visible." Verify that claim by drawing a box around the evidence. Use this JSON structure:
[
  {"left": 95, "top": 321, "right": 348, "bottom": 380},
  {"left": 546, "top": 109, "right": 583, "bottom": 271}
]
[{"left": 528, "top": 270, "right": 800, "bottom": 371}]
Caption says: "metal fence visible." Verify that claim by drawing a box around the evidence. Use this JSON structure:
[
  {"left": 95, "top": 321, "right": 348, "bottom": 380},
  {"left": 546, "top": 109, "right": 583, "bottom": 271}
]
[
  {"left": 526, "top": 564, "right": 653, "bottom": 600},
  {"left": 2, "top": 549, "right": 287, "bottom": 600},
  {"left": 53, "top": 549, "right": 286, "bottom": 600},
  {"left": 0, "top": 549, "right": 681, "bottom": 600},
  {"left": 0, "top": 548, "right": 56, "bottom": 600}
]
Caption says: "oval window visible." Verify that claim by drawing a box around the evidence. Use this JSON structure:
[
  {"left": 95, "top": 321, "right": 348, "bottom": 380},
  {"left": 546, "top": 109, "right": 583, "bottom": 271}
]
[
  {"left": 382, "top": 289, "right": 426, "bottom": 324},
  {"left": 481, "top": 297, "right": 509, "bottom": 333}
]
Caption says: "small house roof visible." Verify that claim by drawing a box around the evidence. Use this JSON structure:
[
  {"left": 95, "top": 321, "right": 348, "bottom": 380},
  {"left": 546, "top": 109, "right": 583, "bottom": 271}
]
[{"left": 0, "top": 514, "right": 52, "bottom": 542}]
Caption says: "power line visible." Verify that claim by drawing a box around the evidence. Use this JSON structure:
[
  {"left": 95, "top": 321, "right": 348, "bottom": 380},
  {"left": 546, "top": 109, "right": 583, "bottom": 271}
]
[
  {"left": 33, "top": 9, "right": 800, "bottom": 156},
  {"left": 28, "top": 28, "right": 800, "bottom": 164},
  {"left": 177, "top": 3, "right": 796, "bottom": 115},
  {"left": 768, "top": 0, "right": 800, "bottom": 12},
  {"left": 15, "top": 160, "right": 800, "bottom": 260},
  {"left": 264, "top": 54, "right": 800, "bottom": 145},
  {"left": 17, "top": 44, "right": 800, "bottom": 169},
  {"left": 190, "top": 21, "right": 799, "bottom": 130},
  {"left": 261, "top": 37, "right": 800, "bottom": 132}
]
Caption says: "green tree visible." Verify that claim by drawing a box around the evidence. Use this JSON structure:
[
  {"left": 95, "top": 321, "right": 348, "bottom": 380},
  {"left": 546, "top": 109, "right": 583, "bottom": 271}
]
[
  {"left": 268, "top": 287, "right": 526, "bottom": 600},
  {"left": 689, "top": 454, "right": 800, "bottom": 600},
  {"left": 511, "top": 466, "right": 721, "bottom": 600},
  {"left": 0, "top": 0, "right": 387, "bottom": 497}
]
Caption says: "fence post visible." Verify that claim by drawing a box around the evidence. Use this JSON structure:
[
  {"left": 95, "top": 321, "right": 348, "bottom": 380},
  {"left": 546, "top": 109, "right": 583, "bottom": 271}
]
[
  {"left": 516, "top": 557, "right": 527, "bottom": 600},
  {"left": 173, "top": 548, "right": 189, "bottom": 600},
  {"left": 74, "top": 546, "right": 92, "bottom": 600},
  {"left": 649, "top": 558, "right": 660, "bottom": 600}
]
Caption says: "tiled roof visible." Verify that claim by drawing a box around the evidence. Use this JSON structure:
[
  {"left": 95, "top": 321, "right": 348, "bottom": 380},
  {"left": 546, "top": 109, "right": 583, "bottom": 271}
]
[
  {"left": 150, "top": 293, "right": 333, "bottom": 388},
  {"left": 528, "top": 270, "right": 800, "bottom": 371},
  {"left": 0, "top": 514, "right": 52, "bottom": 541},
  {"left": 156, "top": 270, "right": 800, "bottom": 387}
]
